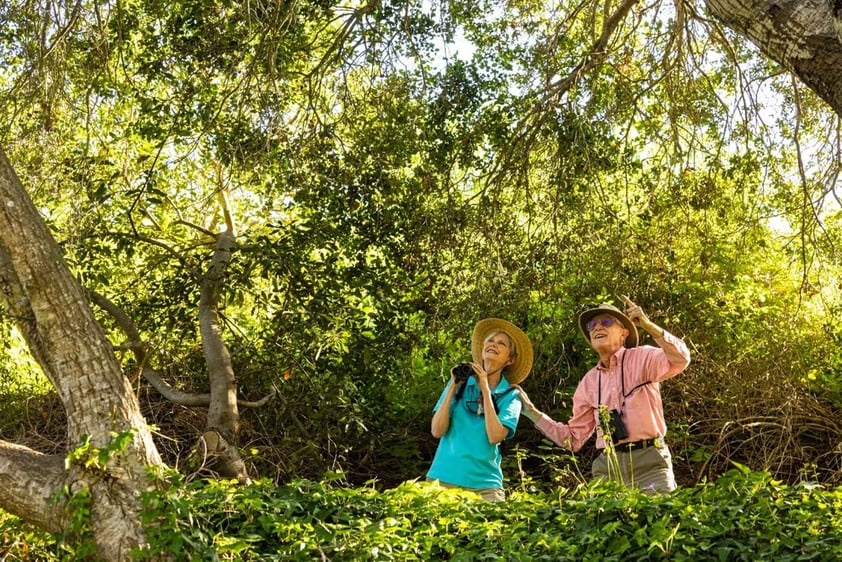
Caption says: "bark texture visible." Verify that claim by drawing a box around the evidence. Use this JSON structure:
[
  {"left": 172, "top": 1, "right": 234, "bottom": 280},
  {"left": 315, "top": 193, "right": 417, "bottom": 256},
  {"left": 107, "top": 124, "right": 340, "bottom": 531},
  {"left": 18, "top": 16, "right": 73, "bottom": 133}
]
[
  {"left": 0, "top": 146, "right": 163, "bottom": 559},
  {"left": 705, "top": 0, "right": 842, "bottom": 116},
  {"left": 0, "top": 441, "right": 67, "bottom": 533}
]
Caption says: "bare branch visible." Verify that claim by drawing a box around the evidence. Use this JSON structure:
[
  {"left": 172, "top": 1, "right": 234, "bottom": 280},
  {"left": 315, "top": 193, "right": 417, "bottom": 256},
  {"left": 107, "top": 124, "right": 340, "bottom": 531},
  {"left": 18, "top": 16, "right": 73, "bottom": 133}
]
[{"left": 494, "top": 0, "right": 642, "bottom": 180}]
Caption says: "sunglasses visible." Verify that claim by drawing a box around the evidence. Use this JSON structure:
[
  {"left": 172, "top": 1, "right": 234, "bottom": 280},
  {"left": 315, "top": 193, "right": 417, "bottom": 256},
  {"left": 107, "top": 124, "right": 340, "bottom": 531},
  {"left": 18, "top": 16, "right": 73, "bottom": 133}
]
[{"left": 586, "top": 317, "right": 618, "bottom": 331}]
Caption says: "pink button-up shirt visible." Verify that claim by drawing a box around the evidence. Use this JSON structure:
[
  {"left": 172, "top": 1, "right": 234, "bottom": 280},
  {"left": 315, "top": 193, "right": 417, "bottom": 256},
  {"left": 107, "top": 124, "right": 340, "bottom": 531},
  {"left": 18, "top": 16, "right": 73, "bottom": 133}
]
[{"left": 535, "top": 331, "right": 690, "bottom": 450}]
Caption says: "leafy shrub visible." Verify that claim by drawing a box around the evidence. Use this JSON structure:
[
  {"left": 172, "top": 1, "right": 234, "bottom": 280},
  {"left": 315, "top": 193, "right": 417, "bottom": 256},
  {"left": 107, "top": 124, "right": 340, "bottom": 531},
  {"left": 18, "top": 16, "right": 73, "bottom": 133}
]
[
  {"left": 2, "top": 466, "right": 841, "bottom": 560},
  {"left": 131, "top": 467, "right": 842, "bottom": 560},
  {"left": 0, "top": 509, "right": 61, "bottom": 561}
]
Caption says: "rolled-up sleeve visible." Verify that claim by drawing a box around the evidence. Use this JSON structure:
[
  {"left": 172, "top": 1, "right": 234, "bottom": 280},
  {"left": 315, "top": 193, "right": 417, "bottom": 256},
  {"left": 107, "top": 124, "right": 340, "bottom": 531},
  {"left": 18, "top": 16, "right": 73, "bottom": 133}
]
[{"left": 647, "top": 330, "right": 691, "bottom": 382}]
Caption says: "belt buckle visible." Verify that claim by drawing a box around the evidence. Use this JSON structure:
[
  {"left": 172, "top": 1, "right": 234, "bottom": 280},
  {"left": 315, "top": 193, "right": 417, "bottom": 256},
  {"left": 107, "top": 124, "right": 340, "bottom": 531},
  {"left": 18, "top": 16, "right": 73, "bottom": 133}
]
[{"left": 654, "top": 437, "right": 662, "bottom": 449}]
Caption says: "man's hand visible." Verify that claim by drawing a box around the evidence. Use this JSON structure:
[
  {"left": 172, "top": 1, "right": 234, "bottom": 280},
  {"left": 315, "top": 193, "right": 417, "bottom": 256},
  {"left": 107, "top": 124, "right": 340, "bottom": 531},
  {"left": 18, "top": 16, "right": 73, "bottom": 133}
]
[
  {"left": 621, "top": 295, "right": 664, "bottom": 338},
  {"left": 513, "top": 384, "right": 541, "bottom": 422}
]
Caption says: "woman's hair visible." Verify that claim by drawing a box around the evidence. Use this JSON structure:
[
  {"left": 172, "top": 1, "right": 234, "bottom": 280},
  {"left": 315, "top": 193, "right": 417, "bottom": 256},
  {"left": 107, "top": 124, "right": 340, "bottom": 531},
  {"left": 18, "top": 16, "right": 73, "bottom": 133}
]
[{"left": 484, "top": 331, "right": 517, "bottom": 372}]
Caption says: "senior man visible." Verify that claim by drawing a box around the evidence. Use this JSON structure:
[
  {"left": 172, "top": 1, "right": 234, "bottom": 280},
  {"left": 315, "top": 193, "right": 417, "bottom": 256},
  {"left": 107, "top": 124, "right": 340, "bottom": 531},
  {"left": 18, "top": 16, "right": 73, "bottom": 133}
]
[{"left": 516, "top": 295, "right": 690, "bottom": 493}]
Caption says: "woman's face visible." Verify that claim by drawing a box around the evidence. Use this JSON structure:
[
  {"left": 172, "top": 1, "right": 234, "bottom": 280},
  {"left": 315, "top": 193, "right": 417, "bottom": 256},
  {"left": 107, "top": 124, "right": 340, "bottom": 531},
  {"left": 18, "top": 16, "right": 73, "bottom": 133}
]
[{"left": 482, "top": 332, "right": 515, "bottom": 374}]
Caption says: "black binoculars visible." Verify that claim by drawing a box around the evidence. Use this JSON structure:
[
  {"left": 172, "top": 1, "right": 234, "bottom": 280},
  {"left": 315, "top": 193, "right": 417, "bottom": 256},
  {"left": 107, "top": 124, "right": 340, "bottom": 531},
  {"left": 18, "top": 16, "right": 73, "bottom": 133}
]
[{"left": 452, "top": 363, "right": 474, "bottom": 383}]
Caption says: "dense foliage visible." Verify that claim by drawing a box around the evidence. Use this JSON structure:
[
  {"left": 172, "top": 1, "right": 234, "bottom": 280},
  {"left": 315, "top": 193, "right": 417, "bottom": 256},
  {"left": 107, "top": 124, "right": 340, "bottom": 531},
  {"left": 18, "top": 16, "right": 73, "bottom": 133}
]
[
  {"left": 0, "top": 0, "right": 841, "bottom": 535},
  {"left": 1, "top": 468, "right": 841, "bottom": 560}
]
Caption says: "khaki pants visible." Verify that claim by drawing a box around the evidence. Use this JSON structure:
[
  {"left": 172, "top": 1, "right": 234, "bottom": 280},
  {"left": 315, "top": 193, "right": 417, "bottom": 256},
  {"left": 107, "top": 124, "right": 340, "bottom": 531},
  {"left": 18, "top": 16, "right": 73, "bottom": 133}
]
[
  {"left": 591, "top": 444, "right": 676, "bottom": 494},
  {"left": 425, "top": 478, "right": 506, "bottom": 502}
]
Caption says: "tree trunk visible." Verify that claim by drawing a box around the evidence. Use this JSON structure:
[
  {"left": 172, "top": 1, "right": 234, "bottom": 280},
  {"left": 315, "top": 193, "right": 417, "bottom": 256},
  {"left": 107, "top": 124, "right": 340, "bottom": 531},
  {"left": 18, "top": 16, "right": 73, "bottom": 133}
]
[
  {"left": 704, "top": 0, "right": 842, "bottom": 116},
  {"left": 0, "top": 146, "right": 163, "bottom": 559},
  {"left": 197, "top": 229, "right": 250, "bottom": 483}
]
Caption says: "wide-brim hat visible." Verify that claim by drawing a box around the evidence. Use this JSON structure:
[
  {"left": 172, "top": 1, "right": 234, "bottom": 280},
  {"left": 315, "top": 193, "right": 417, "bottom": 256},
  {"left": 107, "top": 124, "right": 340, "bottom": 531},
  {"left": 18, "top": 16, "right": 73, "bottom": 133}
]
[
  {"left": 578, "top": 303, "right": 639, "bottom": 348},
  {"left": 471, "top": 318, "right": 534, "bottom": 385}
]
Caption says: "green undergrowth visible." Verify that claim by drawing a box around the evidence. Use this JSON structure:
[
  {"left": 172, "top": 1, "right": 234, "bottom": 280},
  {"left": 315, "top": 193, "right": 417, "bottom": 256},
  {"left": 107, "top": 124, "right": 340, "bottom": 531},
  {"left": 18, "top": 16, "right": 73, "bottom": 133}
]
[{"left": 2, "top": 467, "right": 841, "bottom": 560}]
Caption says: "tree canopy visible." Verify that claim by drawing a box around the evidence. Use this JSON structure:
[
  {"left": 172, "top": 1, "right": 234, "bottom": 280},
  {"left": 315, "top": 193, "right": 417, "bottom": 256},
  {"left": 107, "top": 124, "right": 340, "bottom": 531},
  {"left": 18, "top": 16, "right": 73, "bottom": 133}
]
[{"left": 0, "top": 0, "right": 841, "bottom": 557}]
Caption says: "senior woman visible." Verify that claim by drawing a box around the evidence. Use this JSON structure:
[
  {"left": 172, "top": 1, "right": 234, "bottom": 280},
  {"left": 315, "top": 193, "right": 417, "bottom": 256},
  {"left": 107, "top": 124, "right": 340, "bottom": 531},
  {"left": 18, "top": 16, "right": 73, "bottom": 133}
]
[{"left": 426, "top": 318, "right": 533, "bottom": 501}]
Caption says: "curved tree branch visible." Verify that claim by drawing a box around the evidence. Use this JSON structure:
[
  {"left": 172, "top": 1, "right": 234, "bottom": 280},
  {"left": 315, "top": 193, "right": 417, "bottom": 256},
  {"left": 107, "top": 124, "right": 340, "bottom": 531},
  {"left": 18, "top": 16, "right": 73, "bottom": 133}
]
[{"left": 87, "top": 289, "right": 272, "bottom": 408}]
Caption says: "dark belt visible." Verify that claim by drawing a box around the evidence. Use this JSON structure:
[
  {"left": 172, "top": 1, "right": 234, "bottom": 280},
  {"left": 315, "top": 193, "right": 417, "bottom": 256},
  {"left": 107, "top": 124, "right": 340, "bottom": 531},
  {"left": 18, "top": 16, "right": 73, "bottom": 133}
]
[{"left": 609, "top": 438, "right": 663, "bottom": 452}]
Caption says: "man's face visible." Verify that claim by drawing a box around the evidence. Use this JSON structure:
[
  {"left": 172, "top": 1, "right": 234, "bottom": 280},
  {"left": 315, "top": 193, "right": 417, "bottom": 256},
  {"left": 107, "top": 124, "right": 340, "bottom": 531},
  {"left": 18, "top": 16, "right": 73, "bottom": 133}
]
[{"left": 586, "top": 313, "right": 628, "bottom": 355}]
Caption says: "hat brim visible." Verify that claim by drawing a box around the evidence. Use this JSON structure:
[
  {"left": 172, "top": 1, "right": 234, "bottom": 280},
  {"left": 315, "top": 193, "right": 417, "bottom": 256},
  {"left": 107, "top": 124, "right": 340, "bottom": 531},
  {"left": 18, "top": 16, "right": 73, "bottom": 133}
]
[
  {"left": 471, "top": 318, "right": 533, "bottom": 385},
  {"left": 578, "top": 305, "right": 638, "bottom": 348}
]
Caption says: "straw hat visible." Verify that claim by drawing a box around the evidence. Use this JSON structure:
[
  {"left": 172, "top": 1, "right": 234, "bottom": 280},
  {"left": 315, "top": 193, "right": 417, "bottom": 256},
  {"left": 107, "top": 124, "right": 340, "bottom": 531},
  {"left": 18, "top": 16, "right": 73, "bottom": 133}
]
[
  {"left": 471, "top": 318, "right": 534, "bottom": 385},
  {"left": 577, "top": 303, "right": 638, "bottom": 348}
]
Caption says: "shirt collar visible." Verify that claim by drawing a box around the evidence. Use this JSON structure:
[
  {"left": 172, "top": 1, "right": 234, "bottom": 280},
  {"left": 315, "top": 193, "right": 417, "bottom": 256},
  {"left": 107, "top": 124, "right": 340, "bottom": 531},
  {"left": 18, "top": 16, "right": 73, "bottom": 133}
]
[
  {"left": 464, "top": 374, "right": 511, "bottom": 395},
  {"left": 597, "top": 346, "right": 627, "bottom": 369}
]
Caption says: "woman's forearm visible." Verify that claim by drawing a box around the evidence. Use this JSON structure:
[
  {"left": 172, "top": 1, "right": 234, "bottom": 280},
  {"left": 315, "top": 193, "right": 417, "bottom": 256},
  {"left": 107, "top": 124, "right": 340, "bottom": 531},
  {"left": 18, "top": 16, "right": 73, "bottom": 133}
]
[{"left": 431, "top": 386, "right": 456, "bottom": 437}]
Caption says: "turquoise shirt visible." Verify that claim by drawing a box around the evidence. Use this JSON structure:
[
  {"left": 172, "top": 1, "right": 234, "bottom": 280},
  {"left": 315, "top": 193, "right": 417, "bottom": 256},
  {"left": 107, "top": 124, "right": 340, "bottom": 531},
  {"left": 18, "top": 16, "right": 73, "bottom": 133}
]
[{"left": 426, "top": 376, "right": 522, "bottom": 489}]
